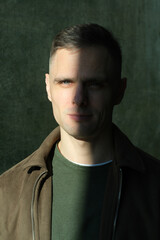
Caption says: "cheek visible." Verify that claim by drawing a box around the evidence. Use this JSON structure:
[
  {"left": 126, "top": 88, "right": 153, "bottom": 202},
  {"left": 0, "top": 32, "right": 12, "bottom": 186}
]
[
  {"left": 90, "top": 93, "right": 112, "bottom": 110},
  {"left": 51, "top": 90, "right": 73, "bottom": 110}
]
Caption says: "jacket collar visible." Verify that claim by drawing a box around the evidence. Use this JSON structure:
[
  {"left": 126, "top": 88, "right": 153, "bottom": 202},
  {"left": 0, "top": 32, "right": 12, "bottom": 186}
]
[
  {"left": 22, "top": 124, "right": 145, "bottom": 173},
  {"left": 22, "top": 127, "right": 60, "bottom": 171}
]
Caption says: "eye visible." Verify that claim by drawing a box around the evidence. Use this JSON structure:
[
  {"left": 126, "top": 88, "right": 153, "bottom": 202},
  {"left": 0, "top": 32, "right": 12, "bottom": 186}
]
[
  {"left": 87, "top": 81, "right": 104, "bottom": 89},
  {"left": 58, "top": 79, "right": 73, "bottom": 87},
  {"left": 61, "top": 80, "right": 71, "bottom": 85}
]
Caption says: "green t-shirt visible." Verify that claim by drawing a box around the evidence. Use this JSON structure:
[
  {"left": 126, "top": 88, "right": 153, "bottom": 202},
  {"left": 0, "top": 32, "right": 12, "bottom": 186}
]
[{"left": 52, "top": 144, "right": 112, "bottom": 240}]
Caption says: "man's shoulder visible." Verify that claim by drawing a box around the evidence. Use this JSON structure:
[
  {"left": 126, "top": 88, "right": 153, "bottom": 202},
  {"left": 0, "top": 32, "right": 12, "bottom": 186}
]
[
  {"left": 136, "top": 147, "right": 160, "bottom": 173},
  {"left": 0, "top": 127, "right": 60, "bottom": 181},
  {"left": 113, "top": 124, "right": 160, "bottom": 173},
  {"left": 0, "top": 151, "right": 36, "bottom": 184}
]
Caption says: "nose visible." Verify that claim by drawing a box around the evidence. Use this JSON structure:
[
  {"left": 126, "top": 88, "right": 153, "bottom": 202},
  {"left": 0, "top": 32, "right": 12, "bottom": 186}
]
[{"left": 73, "top": 83, "right": 88, "bottom": 106}]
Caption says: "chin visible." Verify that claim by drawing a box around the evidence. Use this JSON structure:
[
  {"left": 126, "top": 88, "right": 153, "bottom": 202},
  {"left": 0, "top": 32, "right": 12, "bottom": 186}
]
[{"left": 62, "top": 125, "right": 98, "bottom": 141}]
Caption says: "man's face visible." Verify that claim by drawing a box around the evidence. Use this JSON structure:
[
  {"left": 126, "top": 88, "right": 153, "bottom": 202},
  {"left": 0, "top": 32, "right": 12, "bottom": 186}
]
[{"left": 46, "top": 47, "right": 124, "bottom": 140}]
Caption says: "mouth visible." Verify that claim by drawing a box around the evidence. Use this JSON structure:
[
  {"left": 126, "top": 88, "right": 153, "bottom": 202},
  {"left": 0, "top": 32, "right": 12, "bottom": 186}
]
[{"left": 68, "top": 114, "right": 92, "bottom": 121}]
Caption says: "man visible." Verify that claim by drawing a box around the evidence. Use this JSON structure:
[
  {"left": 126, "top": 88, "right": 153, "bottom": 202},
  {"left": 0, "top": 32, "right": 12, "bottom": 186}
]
[{"left": 0, "top": 23, "right": 160, "bottom": 240}]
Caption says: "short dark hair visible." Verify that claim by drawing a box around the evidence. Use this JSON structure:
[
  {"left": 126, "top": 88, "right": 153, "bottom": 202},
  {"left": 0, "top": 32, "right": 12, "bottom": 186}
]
[{"left": 50, "top": 23, "right": 122, "bottom": 79}]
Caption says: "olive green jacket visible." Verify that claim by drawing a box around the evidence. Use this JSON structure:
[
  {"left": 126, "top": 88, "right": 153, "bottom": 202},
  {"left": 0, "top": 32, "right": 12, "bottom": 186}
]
[{"left": 0, "top": 125, "right": 160, "bottom": 240}]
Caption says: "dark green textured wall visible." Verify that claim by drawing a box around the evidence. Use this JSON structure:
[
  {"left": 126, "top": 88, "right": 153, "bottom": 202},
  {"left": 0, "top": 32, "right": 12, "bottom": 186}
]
[{"left": 1, "top": 0, "right": 160, "bottom": 173}]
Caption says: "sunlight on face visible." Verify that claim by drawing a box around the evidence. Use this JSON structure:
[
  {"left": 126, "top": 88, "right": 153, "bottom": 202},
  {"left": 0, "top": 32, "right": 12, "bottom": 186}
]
[{"left": 46, "top": 47, "right": 116, "bottom": 140}]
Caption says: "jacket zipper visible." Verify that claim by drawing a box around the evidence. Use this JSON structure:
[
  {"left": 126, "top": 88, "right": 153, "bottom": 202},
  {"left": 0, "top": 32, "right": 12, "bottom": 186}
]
[
  {"left": 112, "top": 168, "right": 123, "bottom": 240},
  {"left": 31, "top": 170, "right": 48, "bottom": 240}
]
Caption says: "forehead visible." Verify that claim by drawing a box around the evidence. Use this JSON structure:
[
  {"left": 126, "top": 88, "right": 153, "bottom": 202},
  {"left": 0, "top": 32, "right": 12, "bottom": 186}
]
[{"left": 49, "top": 47, "right": 113, "bottom": 79}]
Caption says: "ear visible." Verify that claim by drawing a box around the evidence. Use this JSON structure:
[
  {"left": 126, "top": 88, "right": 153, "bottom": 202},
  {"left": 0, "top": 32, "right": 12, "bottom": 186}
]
[
  {"left": 45, "top": 73, "right": 52, "bottom": 102},
  {"left": 114, "top": 77, "right": 127, "bottom": 105}
]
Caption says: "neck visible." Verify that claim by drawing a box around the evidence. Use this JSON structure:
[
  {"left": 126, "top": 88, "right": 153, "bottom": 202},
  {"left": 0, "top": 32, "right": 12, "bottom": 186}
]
[{"left": 58, "top": 125, "right": 114, "bottom": 165}]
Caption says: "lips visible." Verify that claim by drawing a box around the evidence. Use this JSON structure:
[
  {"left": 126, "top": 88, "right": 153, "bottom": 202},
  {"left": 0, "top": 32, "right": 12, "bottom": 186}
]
[{"left": 68, "top": 114, "right": 92, "bottom": 121}]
